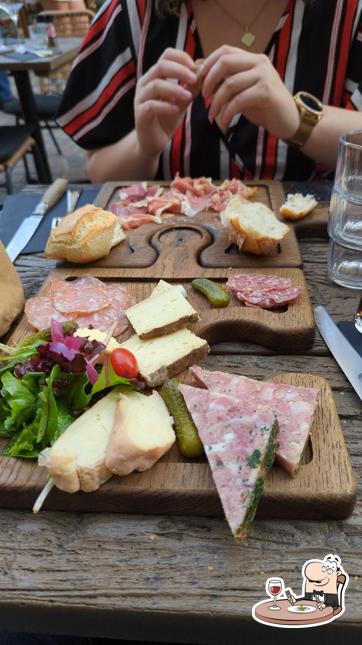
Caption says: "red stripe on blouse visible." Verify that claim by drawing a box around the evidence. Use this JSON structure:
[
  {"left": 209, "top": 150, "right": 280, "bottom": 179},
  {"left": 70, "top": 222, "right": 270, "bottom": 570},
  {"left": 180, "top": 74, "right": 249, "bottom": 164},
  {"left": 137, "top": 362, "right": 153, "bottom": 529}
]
[
  {"left": 332, "top": 0, "right": 358, "bottom": 105},
  {"left": 263, "top": 5, "right": 294, "bottom": 178},
  {"left": 82, "top": 0, "right": 119, "bottom": 49},
  {"left": 135, "top": 0, "right": 146, "bottom": 24},
  {"left": 64, "top": 59, "right": 136, "bottom": 136}
]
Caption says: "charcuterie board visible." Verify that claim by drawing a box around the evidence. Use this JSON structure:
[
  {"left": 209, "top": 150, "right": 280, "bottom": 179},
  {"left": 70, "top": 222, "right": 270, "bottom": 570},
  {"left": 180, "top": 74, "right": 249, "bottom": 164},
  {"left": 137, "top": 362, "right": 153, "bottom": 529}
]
[
  {"left": 87, "top": 180, "right": 304, "bottom": 272},
  {"left": 0, "top": 370, "right": 356, "bottom": 520},
  {"left": 14, "top": 267, "right": 315, "bottom": 351}
]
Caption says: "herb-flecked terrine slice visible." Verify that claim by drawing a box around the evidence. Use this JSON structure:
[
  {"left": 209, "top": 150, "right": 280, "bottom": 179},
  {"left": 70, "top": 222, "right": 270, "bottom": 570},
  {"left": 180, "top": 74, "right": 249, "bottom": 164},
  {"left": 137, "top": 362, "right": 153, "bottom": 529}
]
[
  {"left": 190, "top": 365, "right": 319, "bottom": 476},
  {"left": 178, "top": 384, "right": 279, "bottom": 539}
]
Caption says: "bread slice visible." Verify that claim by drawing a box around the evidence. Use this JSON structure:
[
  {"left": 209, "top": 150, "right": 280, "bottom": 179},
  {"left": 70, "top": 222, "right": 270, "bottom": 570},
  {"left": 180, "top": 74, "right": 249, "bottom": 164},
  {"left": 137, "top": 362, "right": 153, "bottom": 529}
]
[
  {"left": 45, "top": 204, "right": 125, "bottom": 264},
  {"left": 221, "top": 197, "right": 290, "bottom": 255},
  {"left": 280, "top": 193, "right": 318, "bottom": 220}
]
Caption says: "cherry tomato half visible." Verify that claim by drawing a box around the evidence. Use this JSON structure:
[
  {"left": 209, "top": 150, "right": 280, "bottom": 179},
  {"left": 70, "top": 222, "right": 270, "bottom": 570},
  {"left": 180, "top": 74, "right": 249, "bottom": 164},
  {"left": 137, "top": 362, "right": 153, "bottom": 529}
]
[{"left": 110, "top": 348, "right": 138, "bottom": 379}]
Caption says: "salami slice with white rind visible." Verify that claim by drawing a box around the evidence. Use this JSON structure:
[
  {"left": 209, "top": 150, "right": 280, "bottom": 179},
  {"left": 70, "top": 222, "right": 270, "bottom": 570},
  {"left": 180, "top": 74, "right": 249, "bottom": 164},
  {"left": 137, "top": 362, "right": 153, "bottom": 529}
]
[
  {"left": 190, "top": 366, "right": 319, "bottom": 476},
  {"left": 178, "top": 383, "right": 278, "bottom": 539},
  {"left": 51, "top": 277, "right": 110, "bottom": 314},
  {"left": 76, "top": 306, "right": 129, "bottom": 337},
  {"left": 226, "top": 274, "right": 301, "bottom": 309},
  {"left": 227, "top": 274, "right": 292, "bottom": 295},
  {"left": 25, "top": 296, "right": 69, "bottom": 330}
]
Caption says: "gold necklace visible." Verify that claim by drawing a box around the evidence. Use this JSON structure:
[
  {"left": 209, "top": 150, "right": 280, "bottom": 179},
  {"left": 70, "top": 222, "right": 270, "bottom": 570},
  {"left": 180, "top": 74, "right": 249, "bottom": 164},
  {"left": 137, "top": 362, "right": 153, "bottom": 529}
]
[{"left": 211, "top": 0, "right": 273, "bottom": 48}]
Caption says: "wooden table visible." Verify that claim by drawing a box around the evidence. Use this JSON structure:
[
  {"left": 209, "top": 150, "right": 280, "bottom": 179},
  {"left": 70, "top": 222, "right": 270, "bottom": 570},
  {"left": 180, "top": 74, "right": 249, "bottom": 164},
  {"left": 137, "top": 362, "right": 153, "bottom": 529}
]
[
  {"left": 0, "top": 188, "right": 361, "bottom": 644},
  {"left": 253, "top": 599, "right": 333, "bottom": 627},
  {"left": 0, "top": 38, "right": 81, "bottom": 183}
]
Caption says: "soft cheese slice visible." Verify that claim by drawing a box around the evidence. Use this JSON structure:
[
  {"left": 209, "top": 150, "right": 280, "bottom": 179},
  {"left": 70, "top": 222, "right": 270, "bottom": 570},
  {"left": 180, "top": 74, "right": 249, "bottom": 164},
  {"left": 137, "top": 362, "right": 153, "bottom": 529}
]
[
  {"left": 74, "top": 327, "right": 121, "bottom": 353},
  {"left": 38, "top": 388, "right": 122, "bottom": 493},
  {"left": 119, "top": 329, "right": 209, "bottom": 387},
  {"left": 150, "top": 279, "right": 187, "bottom": 299},
  {"left": 125, "top": 285, "right": 199, "bottom": 339},
  {"left": 105, "top": 390, "right": 175, "bottom": 476}
]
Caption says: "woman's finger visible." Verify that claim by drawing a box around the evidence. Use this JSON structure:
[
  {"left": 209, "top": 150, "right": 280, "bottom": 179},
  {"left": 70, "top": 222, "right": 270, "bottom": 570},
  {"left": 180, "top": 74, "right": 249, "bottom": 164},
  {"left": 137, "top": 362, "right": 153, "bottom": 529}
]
[
  {"left": 200, "top": 45, "right": 239, "bottom": 77},
  {"left": 219, "top": 86, "right": 259, "bottom": 127},
  {"left": 138, "top": 99, "right": 181, "bottom": 120},
  {"left": 139, "top": 78, "right": 192, "bottom": 106},
  {"left": 142, "top": 59, "right": 197, "bottom": 86},
  {"left": 208, "top": 70, "right": 259, "bottom": 122},
  {"left": 202, "top": 52, "right": 256, "bottom": 99},
  {"left": 162, "top": 47, "right": 196, "bottom": 71}
]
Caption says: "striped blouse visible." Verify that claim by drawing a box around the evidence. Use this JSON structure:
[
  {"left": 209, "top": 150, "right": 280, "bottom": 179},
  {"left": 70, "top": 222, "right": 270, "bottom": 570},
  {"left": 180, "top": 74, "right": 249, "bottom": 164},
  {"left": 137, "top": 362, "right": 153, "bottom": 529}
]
[{"left": 57, "top": 0, "right": 362, "bottom": 181}]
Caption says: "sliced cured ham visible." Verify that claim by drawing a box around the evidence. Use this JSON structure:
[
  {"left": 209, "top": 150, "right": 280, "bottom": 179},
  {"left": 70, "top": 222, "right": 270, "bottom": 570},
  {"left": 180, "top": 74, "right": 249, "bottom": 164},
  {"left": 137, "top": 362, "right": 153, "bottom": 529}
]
[
  {"left": 190, "top": 366, "right": 320, "bottom": 476},
  {"left": 178, "top": 383, "right": 278, "bottom": 539},
  {"left": 226, "top": 274, "right": 302, "bottom": 309},
  {"left": 25, "top": 276, "right": 131, "bottom": 337}
]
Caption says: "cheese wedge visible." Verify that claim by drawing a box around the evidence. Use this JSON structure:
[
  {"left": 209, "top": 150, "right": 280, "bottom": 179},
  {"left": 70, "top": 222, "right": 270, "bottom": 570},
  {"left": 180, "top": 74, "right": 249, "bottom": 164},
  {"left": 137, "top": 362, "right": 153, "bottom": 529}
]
[
  {"left": 105, "top": 390, "right": 175, "bottom": 476},
  {"left": 150, "top": 279, "right": 187, "bottom": 299},
  {"left": 74, "top": 327, "right": 121, "bottom": 353},
  {"left": 38, "top": 388, "right": 122, "bottom": 493},
  {"left": 119, "top": 328, "right": 210, "bottom": 387},
  {"left": 125, "top": 285, "right": 199, "bottom": 339}
]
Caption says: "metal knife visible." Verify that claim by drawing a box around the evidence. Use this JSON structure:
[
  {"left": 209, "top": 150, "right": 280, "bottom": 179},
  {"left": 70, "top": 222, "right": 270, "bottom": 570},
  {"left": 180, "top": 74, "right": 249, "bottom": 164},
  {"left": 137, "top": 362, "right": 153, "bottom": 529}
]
[
  {"left": 315, "top": 305, "right": 362, "bottom": 400},
  {"left": 6, "top": 178, "right": 69, "bottom": 262}
]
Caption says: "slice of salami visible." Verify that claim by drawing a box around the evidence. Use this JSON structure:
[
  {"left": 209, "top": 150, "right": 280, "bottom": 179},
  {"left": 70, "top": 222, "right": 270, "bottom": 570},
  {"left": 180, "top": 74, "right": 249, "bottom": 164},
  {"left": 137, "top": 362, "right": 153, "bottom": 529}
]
[
  {"left": 51, "top": 277, "right": 110, "bottom": 314},
  {"left": 25, "top": 296, "right": 69, "bottom": 330},
  {"left": 227, "top": 274, "right": 292, "bottom": 295},
  {"left": 270, "top": 286, "right": 301, "bottom": 304},
  {"left": 106, "top": 283, "right": 134, "bottom": 309},
  {"left": 75, "top": 305, "right": 129, "bottom": 337}
]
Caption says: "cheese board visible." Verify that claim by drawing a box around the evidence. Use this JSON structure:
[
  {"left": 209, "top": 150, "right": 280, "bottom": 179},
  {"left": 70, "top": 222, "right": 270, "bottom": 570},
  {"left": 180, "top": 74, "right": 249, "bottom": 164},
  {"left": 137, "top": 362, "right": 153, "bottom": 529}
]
[
  {"left": 0, "top": 367, "right": 356, "bottom": 520},
  {"left": 16, "top": 267, "right": 315, "bottom": 351}
]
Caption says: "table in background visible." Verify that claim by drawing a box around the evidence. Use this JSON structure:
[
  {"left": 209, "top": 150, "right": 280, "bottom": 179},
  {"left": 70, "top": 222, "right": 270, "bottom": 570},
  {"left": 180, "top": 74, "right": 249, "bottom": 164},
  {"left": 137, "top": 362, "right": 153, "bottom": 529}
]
[
  {"left": 0, "top": 184, "right": 361, "bottom": 644},
  {"left": 0, "top": 38, "right": 82, "bottom": 183}
]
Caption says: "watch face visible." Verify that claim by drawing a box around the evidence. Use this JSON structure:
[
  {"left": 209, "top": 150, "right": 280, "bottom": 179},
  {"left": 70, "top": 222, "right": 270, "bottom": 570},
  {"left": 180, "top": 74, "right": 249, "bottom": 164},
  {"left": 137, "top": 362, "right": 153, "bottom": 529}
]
[{"left": 299, "top": 92, "right": 323, "bottom": 114}]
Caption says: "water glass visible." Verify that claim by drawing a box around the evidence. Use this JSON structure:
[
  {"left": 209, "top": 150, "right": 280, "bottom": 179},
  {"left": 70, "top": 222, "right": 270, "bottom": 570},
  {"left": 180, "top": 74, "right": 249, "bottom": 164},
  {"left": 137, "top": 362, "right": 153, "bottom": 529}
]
[{"left": 328, "top": 130, "right": 362, "bottom": 289}]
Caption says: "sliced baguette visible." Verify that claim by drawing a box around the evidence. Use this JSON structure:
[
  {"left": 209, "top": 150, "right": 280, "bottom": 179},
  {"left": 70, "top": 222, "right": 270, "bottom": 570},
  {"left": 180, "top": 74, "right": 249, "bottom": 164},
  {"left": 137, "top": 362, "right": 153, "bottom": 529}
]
[
  {"left": 280, "top": 193, "right": 318, "bottom": 220},
  {"left": 221, "top": 197, "right": 290, "bottom": 255},
  {"left": 45, "top": 204, "right": 125, "bottom": 264}
]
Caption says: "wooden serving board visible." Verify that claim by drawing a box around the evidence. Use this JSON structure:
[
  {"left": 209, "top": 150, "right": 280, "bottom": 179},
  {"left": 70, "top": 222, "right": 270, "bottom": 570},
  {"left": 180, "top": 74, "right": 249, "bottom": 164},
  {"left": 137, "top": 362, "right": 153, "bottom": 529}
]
[
  {"left": 84, "top": 180, "right": 303, "bottom": 273},
  {"left": 0, "top": 371, "right": 356, "bottom": 521},
  {"left": 15, "top": 268, "right": 315, "bottom": 351}
]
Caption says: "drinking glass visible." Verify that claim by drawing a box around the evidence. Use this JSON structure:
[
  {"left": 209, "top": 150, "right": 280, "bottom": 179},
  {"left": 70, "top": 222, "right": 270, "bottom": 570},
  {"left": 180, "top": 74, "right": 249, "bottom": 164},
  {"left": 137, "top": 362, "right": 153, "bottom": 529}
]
[
  {"left": 267, "top": 577, "right": 283, "bottom": 611},
  {"left": 328, "top": 130, "right": 362, "bottom": 289}
]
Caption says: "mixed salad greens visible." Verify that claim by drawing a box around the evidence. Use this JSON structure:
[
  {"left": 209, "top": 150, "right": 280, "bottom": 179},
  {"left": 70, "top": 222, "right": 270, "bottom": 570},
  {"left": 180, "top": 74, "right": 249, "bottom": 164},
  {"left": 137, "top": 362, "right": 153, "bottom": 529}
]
[{"left": 0, "top": 320, "right": 135, "bottom": 459}]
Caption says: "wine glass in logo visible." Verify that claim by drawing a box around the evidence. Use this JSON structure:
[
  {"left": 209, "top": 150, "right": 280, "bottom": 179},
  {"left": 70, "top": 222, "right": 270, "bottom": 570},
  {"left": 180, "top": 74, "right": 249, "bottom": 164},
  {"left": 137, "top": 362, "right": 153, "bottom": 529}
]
[{"left": 267, "top": 577, "right": 284, "bottom": 611}]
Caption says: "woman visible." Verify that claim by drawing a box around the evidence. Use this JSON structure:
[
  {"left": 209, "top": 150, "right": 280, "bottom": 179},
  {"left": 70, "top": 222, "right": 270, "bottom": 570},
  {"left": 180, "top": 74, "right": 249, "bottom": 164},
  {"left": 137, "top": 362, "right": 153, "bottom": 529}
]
[{"left": 57, "top": 0, "right": 362, "bottom": 181}]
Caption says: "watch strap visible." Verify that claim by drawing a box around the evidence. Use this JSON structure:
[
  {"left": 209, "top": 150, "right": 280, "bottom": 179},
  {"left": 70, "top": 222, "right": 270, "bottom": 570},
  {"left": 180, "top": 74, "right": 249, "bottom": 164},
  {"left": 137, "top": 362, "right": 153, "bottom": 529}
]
[{"left": 286, "top": 118, "right": 316, "bottom": 148}]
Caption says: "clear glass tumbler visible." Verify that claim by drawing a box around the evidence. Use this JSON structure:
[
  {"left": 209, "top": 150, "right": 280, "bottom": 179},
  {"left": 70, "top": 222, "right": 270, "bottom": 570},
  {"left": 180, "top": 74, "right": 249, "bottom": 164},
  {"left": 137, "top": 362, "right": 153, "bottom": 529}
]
[{"left": 328, "top": 130, "right": 362, "bottom": 289}]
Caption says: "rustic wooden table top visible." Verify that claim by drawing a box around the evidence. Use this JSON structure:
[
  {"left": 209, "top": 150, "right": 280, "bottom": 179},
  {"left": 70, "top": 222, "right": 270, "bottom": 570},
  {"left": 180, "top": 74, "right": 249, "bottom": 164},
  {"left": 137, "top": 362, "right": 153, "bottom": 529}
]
[
  {"left": 0, "top": 185, "right": 361, "bottom": 643},
  {"left": 0, "top": 37, "right": 81, "bottom": 75}
]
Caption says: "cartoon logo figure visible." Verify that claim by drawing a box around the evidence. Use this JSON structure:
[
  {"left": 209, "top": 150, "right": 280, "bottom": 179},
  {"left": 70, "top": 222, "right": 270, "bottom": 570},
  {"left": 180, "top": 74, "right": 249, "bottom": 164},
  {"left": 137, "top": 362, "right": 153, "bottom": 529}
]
[{"left": 252, "top": 554, "right": 349, "bottom": 628}]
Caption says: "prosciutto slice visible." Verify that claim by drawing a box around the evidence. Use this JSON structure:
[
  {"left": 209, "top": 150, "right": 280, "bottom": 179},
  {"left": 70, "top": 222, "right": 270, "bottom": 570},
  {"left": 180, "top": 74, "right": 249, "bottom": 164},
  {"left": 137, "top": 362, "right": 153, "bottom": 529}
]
[
  {"left": 190, "top": 366, "right": 320, "bottom": 476},
  {"left": 178, "top": 383, "right": 278, "bottom": 539}
]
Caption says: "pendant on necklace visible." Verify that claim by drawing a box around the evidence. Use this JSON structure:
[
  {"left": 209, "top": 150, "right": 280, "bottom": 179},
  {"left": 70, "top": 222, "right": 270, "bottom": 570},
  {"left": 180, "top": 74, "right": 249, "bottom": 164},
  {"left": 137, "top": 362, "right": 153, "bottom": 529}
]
[{"left": 241, "top": 29, "right": 255, "bottom": 47}]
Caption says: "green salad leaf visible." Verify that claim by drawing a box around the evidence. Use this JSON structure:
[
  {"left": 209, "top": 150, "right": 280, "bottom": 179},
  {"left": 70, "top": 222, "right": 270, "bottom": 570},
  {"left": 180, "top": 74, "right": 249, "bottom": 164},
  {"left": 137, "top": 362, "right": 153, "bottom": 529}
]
[{"left": 91, "top": 360, "right": 134, "bottom": 397}]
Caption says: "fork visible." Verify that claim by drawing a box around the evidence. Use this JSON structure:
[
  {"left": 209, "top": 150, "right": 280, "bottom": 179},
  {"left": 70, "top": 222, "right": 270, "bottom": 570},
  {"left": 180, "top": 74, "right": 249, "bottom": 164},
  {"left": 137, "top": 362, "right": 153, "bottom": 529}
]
[{"left": 51, "top": 190, "right": 81, "bottom": 229}]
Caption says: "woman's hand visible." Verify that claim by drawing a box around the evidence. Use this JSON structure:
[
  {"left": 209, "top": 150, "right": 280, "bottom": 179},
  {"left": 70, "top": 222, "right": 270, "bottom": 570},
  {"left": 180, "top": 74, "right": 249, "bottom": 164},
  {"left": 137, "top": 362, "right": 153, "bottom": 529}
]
[
  {"left": 201, "top": 45, "right": 299, "bottom": 140},
  {"left": 135, "top": 48, "right": 197, "bottom": 161}
]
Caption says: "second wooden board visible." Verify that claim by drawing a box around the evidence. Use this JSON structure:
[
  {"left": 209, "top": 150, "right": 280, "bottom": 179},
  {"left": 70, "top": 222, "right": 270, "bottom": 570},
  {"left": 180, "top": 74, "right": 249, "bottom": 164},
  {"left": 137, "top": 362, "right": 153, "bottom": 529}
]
[{"left": 17, "top": 267, "right": 315, "bottom": 351}]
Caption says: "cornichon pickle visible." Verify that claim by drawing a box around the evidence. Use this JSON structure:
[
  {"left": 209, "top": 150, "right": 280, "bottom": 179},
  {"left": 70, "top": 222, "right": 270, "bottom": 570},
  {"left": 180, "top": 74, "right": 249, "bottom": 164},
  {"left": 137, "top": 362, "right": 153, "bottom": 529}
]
[
  {"left": 191, "top": 278, "right": 230, "bottom": 308},
  {"left": 160, "top": 378, "right": 203, "bottom": 458}
]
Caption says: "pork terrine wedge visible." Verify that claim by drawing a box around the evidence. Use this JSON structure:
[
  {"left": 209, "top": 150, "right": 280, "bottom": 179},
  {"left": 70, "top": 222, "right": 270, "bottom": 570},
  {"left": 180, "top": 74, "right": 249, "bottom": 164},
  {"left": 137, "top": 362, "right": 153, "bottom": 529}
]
[
  {"left": 178, "top": 384, "right": 279, "bottom": 539},
  {"left": 190, "top": 366, "right": 319, "bottom": 476}
]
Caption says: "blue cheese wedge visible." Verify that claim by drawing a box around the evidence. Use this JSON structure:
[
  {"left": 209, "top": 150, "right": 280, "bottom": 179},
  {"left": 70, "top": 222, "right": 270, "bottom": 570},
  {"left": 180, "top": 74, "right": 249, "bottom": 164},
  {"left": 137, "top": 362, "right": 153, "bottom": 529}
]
[
  {"left": 125, "top": 285, "right": 199, "bottom": 339},
  {"left": 119, "top": 328, "right": 209, "bottom": 387}
]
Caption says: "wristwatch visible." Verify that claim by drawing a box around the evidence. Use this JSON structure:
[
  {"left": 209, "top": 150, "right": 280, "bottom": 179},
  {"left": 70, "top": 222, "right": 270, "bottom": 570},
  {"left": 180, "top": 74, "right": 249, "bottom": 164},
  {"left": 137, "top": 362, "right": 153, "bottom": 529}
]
[{"left": 285, "top": 91, "right": 324, "bottom": 148}]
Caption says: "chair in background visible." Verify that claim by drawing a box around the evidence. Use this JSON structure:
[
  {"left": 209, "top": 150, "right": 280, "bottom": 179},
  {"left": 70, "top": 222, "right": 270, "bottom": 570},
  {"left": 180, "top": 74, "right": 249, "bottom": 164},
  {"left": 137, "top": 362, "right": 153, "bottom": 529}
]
[
  {"left": 3, "top": 8, "right": 94, "bottom": 156},
  {"left": 0, "top": 125, "right": 42, "bottom": 193}
]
